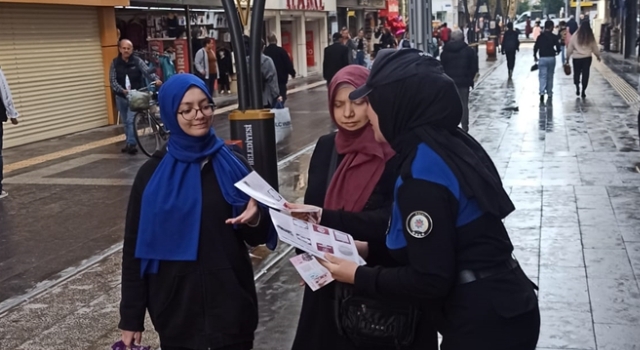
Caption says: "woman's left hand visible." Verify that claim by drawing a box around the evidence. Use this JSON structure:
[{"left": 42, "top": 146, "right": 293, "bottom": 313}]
[
  {"left": 318, "top": 254, "right": 359, "bottom": 284},
  {"left": 226, "top": 198, "right": 260, "bottom": 226}
]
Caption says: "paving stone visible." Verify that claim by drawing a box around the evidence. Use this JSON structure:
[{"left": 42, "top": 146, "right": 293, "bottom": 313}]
[
  {"left": 588, "top": 277, "right": 640, "bottom": 325},
  {"left": 584, "top": 249, "right": 635, "bottom": 280}
]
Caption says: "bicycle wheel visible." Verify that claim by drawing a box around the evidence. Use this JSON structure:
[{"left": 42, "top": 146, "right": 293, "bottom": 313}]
[{"left": 134, "top": 111, "right": 160, "bottom": 157}]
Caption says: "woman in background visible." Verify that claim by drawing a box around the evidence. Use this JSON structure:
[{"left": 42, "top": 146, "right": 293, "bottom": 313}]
[{"left": 567, "top": 21, "right": 601, "bottom": 98}]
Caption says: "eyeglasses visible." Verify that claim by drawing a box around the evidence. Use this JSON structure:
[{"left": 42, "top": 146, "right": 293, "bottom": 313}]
[{"left": 178, "top": 104, "right": 216, "bottom": 121}]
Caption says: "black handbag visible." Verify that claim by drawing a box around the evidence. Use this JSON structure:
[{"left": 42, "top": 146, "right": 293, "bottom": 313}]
[
  {"left": 325, "top": 135, "right": 420, "bottom": 349},
  {"left": 334, "top": 283, "right": 421, "bottom": 349}
]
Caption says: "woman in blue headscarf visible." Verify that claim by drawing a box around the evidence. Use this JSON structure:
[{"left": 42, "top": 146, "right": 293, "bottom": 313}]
[{"left": 119, "top": 74, "right": 275, "bottom": 350}]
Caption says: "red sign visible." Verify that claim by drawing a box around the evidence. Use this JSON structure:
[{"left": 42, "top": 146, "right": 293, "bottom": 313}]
[
  {"left": 379, "top": 0, "right": 399, "bottom": 18},
  {"left": 174, "top": 39, "right": 190, "bottom": 74},
  {"left": 282, "top": 31, "right": 293, "bottom": 61},
  {"left": 148, "top": 40, "right": 164, "bottom": 79},
  {"left": 305, "top": 31, "right": 314, "bottom": 67}
]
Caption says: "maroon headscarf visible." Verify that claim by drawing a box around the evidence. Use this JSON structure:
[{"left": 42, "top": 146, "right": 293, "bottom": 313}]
[{"left": 324, "top": 65, "right": 395, "bottom": 212}]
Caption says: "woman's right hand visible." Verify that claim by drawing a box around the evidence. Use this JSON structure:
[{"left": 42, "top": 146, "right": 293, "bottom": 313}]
[
  {"left": 284, "top": 203, "right": 323, "bottom": 224},
  {"left": 121, "top": 330, "right": 142, "bottom": 348}
]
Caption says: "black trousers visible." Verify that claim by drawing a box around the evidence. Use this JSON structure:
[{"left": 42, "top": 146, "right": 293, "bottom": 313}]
[
  {"left": 278, "top": 83, "right": 288, "bottom": 103},
  {"left": 218, "top": 73, "right": 231, "bottom": 91},
  {"left": 573, "top": 57, "right": 593, "bottom": 90},
  {"left": 505, "top": 51, "right": 516, "bottom": 71}
]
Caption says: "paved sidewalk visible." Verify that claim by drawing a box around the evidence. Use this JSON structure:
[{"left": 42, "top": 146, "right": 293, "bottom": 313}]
[{"left": 470, "top": 44, "right": 640, "bottom": 350}]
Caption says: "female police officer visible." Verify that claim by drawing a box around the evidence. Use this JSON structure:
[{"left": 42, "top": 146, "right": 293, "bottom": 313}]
[{"left": 319, "top": 49, "right": 541, "bottom": 350}]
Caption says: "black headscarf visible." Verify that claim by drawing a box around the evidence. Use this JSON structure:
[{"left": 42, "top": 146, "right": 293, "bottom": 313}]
[{"left": 367, "top": 52, "right": 515, "bottom": 219}]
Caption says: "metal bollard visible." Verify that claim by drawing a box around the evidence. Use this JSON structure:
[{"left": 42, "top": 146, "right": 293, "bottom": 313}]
[{"left": 229, "top": 109, "right": 279, "bottom": 191}]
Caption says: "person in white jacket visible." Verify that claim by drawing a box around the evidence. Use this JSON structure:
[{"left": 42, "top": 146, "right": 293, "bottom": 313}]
[
  {"left": 0, "top": 66, "right": 19, "bottom": 199},
  {"left": 566, "top": 21, "right": 601, "bottom": 98}
]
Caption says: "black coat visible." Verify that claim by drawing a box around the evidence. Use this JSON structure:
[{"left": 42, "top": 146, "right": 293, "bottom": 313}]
[
  {"left": 502, "top": 30, "right": 520, "bottom": 53},
  {"left": 440, "top": 41, "right": 479, "bottom": 88},
  {"left": 263, "top": 44, "right": 296, "bottom": 85},
  {"left": 291, "top": 133, "right": 403, "bottom": 350},
  {"left": 323, "top": 43, "right": 350, "bottom": 84},
  {"left": 119, "top": 151, "right": 270, "bottom": 349}
]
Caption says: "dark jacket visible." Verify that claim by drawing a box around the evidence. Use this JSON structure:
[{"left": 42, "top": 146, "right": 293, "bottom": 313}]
[
  {"left": 323, "top": 43, "right": 350, "bottom": 84},
  {"left": 440, "top": 40, "right": 479, "bottom": 88},
  {"left": 119, "top": 150, "right": 270, "bottom": 350},
  {"left": 534, "top": 31, "right": 561, "bottom": 58},
  {"left": 263, "top": 43, "right": 296, "bottom": 85},
  {"left": 216, "top": 48, "right": 234, "bottom": 75},
  {"left": 109, "top": 55, "right": 159, "bottom": 99},
  {"left": 567, "top": 18, "right": 578, "bottom": 35},
  {"left": 501, "top": 30, "right": 520, "bottom": 53},
  {"left": 291, "top": 133, "right": 427, "bottom": 350}
]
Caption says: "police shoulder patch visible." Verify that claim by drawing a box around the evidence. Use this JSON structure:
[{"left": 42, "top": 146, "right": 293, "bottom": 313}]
[{"left": 405, "top": 211, "right": 433, "bottom": 238}]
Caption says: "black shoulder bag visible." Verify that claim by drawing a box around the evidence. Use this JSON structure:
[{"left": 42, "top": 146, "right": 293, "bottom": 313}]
[{"left": 325, "top": 138, "right": 420, "bottom": 349}]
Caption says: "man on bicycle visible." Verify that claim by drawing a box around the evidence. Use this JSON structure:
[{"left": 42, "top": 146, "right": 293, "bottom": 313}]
[{"left": 110, "top": 39, "right": 162, "bottom": 155}]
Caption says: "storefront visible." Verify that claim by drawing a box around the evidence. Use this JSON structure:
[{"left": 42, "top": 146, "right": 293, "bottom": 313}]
[
  {"left": 263, "top": 0, "right": 335, "bottom": 77},
  {"left": 114, "top": 1, "right": 230, "bottom": 86},
  {"left": 336, "top": 0, "right": 386, "bottom": 34},
  {"left": 0, "top": 0, "right": 124, "bottom": 148}
]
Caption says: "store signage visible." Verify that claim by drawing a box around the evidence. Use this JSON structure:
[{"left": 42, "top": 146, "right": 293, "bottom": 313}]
[
  {"left": 306, "top": 31, "right": 315, "bottom": 67},
  {"left": 570, "top": 0, "right": 594, "bottom": 6},
  {"left": 148, "top": 40, "right": 165, "bottom": 80},
  {"left": 358, "top": 0, "right": 385, "bottom": 8},
  {"left": 174, "top": 39, "right": 190, "bottom": 74},
  {"left": 287, "top": 0, "right": 325, "bottom": 10},
  {"left": 379, "top": 0, "right": 399, "bottom": 17}
]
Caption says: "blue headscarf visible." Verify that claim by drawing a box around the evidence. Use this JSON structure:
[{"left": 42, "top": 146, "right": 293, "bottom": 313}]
[{"left": 135, "top": 74, "right": 276, "bottom": 275}]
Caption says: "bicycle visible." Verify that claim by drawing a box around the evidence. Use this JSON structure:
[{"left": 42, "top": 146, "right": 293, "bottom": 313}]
[{"left": 129, "top": 84, "right": 170, "bottom": 157}]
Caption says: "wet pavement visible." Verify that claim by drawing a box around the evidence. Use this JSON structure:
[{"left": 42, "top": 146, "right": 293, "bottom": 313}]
[{"left": 3, "top": 45, "right": 640, "bottom": 349}]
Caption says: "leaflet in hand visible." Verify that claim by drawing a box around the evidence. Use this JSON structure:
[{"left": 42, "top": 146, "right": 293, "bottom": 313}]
[
  {"left": 290, "top": 253, "right": 334, "bottom": 291},
  {"left": 269, "top": 209, "right": 366, "bottom": 265},
  {"left": 234, "top": 171, "right": 321, "bottom": 214}
]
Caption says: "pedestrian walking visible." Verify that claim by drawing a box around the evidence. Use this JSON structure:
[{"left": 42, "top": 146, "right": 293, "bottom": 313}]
[
  {"left": 341, "top": 27, "right": 357, "bottom": 64},
  {"left": 320, "top": 48, "right": 541, "bottom": 350},
  {"left": 354, "top": 29, "right": 370, "bottom": 66},
  {"left": 440, "top": 23, "right": 452, "bottom": 44},
  {"left": 194, "top": 37, "right": 218, "bottom": 95},
  {"left": 567, "top": 15, "right": 578, "bottom": 35},
  {"left": 289, "top": 64, "right": 437, "bottom": 350},
  {"left": 263, "top": 33, "right": 296, "bottom": 104},
  {"left": 525, "top": 16, "right": 532, "bottom": 39},
  {"left": 534, "top": 20, "right": 561, "bottom": 103},
  {"left": 216, "top": 44, "right": 233, "bottom": 94},
  {"left": 532, "top": 21, "right": 542, "bottom": 41},
  {"left": 502, "top": 22, "right": 520, "bottom": 79},
  {"left": 323, "top": 33, "right": 351, "bottom": 86},
  {"left": 440, "top": 30, "right": 479, "bottom": 132},
  {"left": 558, "top": 21, "right": 568, "bottom": 64},
  {"left": 110, "top": 39, "right": 162, "bottom": 155},
  {"left": 243, "top": 35, "right": 281, "bottom": 108},
  {"left": 566, "top": 21, "right": 601, "bottom": 98},
  {"left": 119, "top": 74, "right": 274, "bottom": 350},
  {"left": 0, "top": 66, "right": 19, "bottom": 199}
]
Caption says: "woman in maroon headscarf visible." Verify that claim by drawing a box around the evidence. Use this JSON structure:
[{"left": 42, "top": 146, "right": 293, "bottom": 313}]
[{"left": 288, "top": 66, "right": 437, "bottom": 350}]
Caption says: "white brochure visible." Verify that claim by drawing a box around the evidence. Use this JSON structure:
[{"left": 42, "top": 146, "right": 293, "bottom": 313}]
[
  {"left": 269, "top": 209, "right": 366, "bottom": 265},
  {"left": 234, "top": 171, "right": 321, "bottom": 216},
  {"left": 290, "top": 253, "right": 335, "bottom": 291}
]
